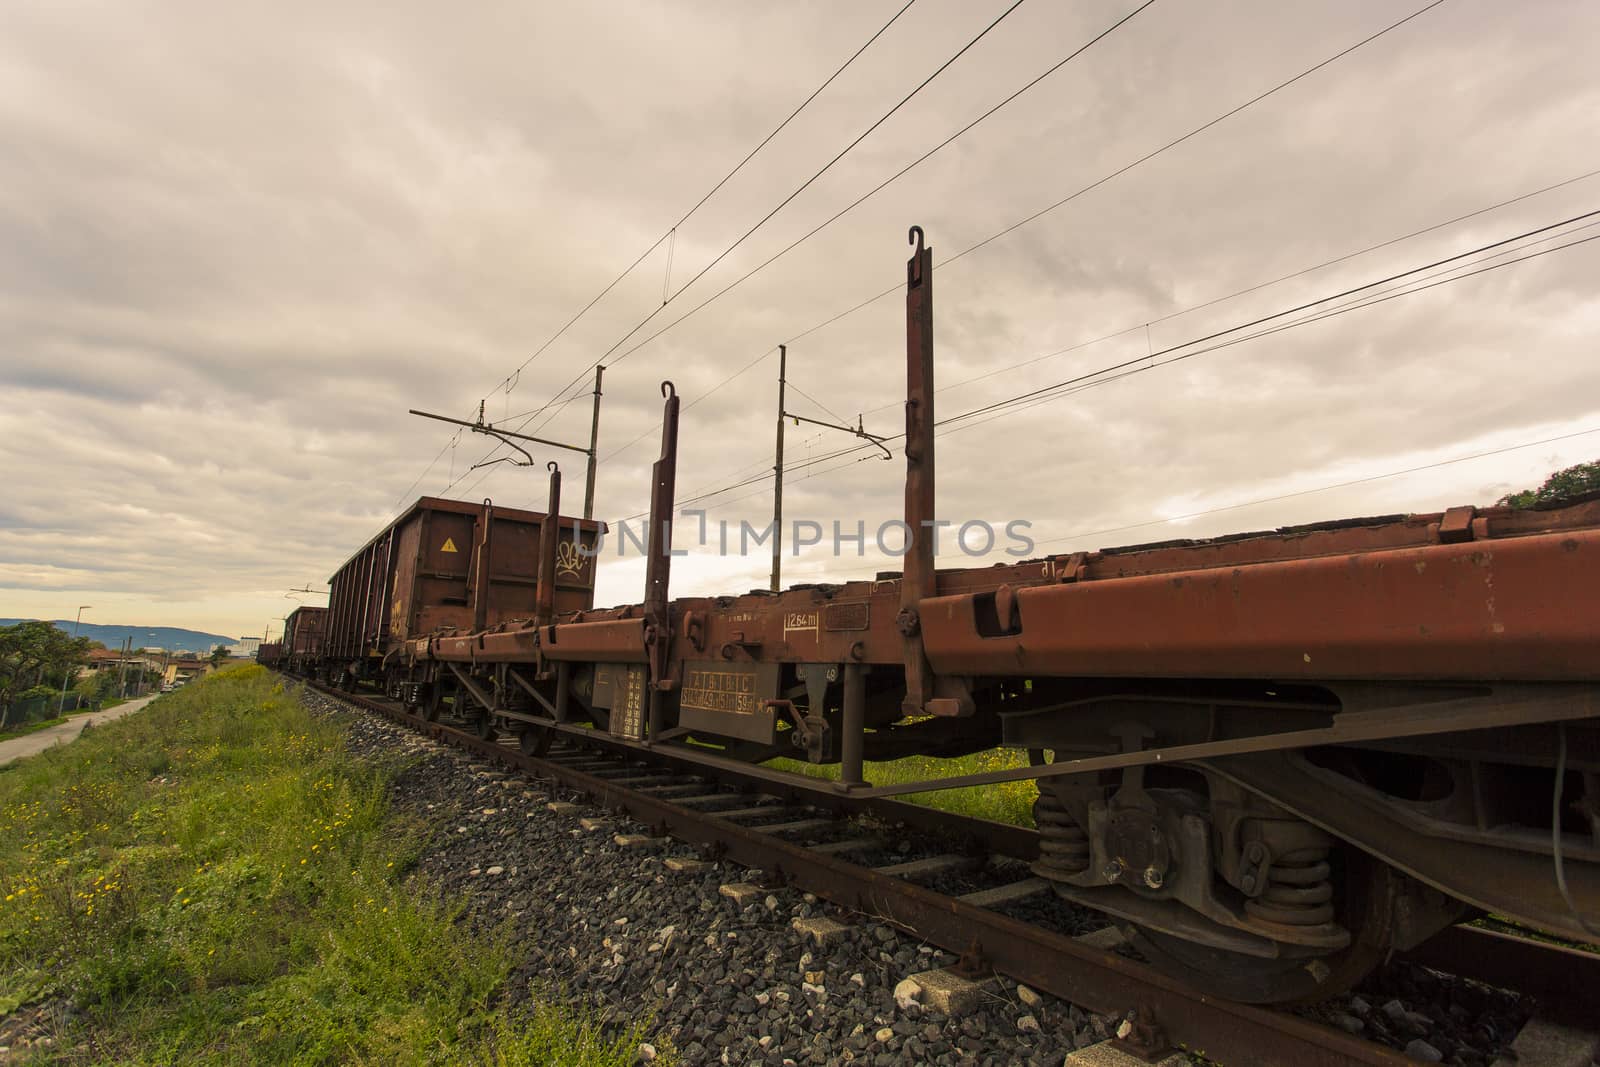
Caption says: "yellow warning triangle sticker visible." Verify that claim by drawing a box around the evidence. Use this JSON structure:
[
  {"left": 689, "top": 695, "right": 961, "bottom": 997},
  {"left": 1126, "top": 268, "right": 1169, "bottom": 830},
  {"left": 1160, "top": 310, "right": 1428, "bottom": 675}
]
[{"left": 441, "top": 537, "right": 459, "bottom": 553}]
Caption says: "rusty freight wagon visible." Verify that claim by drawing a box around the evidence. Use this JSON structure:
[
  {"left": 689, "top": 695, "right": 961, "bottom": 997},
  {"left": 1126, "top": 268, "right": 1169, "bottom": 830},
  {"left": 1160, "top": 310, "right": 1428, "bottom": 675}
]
[
  {"left": 281, "top": 605, "right": 327, "bottom": 675},
  {"left": 322, "top": 496, "right": 603, "bottom": 689},
  {"left": 255, "top": 641, "right": 283, "bottom": 669},
  {"left": 386, "top": 228, "right": 1600, "bottom": 1006}
]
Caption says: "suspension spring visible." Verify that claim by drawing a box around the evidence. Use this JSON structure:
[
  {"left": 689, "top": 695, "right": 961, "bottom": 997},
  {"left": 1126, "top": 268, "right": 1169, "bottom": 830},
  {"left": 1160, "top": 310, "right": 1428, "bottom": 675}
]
[
  {"left": 1032, "top": 792, "right": 1090, "bottom": 880},
  {"left": 1244, "top": 845, "right": 1334, "bottom": 926}
]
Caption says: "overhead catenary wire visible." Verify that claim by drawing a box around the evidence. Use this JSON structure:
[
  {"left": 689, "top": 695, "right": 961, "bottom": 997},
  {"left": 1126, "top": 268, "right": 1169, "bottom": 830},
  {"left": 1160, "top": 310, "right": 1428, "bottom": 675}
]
[
  {"left": 593, "top": 0, "right": 1441, "bottom": 378},
  {"left": 399, "top": 1, "right": 919, "bottom": 504},
  {"left": 464, "top": 0, "right": 1157, "bottom": 476},
  {"left": 858, "top": 163, "right": 1600, "bottom": 416},
  {"left": 601, "top": 164, "right": 1600, "bottom": 479},
  {"left": 595, "top": 188, "right": 1593, "bottom": 521},
  {"left": 592, "top": 1, "right": 1483, "bottom": 474},
  {"left": 785, "top": 380, "right": 853, "bottom": 426},
  {"left": 576, "top": 0, "right": 1032, "bottom": 369},
  {"left": 1030, "top": 425, "right": 1600, "bottom": 551},
  {"left": 938, "top": 210, "right": 1600, "bottom": 429},
  {"left": 599, "top": 212, "right": 1599, "bottom": 525},
  {"left": 482, "top": 0, "right": 921, "bottom": 400},
  {"left": 944, "top": 219, "right": 1600, "bottom": 436},
  {"left": 622, "top": 423, "right": 1600, "bottom": 547}
]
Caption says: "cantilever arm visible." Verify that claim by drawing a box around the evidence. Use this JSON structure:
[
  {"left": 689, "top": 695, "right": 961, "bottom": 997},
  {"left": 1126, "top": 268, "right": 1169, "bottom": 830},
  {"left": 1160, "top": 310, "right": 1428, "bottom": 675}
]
[{"left": 782, "top": 409, "right": 893, "bottom": 460}]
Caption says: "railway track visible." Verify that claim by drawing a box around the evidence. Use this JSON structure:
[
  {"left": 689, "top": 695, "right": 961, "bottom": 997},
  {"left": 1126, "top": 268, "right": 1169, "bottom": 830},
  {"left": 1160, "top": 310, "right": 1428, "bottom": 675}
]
[{"left": 296, "top": 675, "right": 1600, "bottom": 1066}]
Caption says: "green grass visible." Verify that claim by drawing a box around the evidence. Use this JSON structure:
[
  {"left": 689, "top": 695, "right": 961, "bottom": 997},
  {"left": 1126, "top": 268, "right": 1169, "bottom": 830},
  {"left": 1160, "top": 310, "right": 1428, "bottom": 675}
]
[
  {"left": 0, "top": 666, "right": 656, "bottom": 1065},
  {"left": 769, "top": 748, "right": 1039, "bottom": 827}
]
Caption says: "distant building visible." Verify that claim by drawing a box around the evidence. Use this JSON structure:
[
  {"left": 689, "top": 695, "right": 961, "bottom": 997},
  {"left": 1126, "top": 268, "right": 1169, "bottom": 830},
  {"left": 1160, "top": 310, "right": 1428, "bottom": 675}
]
[
  {"left": 163, "top": 659, "right": 215, "bottom": 685},
  {"left": 226, "top": 638, "right": 261, "bottom": 658}
]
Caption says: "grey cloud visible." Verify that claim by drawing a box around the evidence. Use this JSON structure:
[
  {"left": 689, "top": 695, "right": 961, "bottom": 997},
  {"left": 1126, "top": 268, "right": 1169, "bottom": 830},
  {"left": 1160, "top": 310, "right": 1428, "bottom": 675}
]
[{"left": 3, "top": 0, "right": 1598, "bottom": 633}]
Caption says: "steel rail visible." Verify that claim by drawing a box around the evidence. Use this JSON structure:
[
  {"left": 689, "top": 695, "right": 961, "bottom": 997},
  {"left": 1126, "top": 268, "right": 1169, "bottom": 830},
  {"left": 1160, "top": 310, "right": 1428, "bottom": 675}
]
[{"left": 304, "top": 678, "right": 1426, "bottom": 1067}]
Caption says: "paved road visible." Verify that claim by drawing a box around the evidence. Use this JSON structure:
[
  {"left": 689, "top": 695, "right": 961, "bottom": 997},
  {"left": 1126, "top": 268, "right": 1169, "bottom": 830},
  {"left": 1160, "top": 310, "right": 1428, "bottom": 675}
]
[{"left": 0, "top": 693, "right": 161, "bottom": 767}]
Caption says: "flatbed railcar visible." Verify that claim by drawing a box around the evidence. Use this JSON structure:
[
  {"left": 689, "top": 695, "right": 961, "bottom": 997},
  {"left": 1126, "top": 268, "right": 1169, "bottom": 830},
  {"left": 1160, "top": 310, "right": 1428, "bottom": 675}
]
[{"left": 303, "top": 228, "right": 1599, "bottom": 1004}]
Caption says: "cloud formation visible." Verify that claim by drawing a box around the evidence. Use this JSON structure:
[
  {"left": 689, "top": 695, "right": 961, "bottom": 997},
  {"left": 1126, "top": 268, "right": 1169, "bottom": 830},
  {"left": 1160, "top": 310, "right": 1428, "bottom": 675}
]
[{"left": 3, "top": 0, "right": 1598, "bottom": 637}]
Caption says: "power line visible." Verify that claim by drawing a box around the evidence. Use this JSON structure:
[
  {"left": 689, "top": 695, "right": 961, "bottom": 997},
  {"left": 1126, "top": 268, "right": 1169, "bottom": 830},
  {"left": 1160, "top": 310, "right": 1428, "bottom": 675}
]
[
  {"left": 395, "top": 429, "right": 462, "bottom": 509},
  {"left": 930, "top": 221, "right": 1600, "bottom": 437},
  {"left": 599, "top": 0, "right": 1161, "bottom": 372},
  {"left": 661, "top": 424, "right": 1600, "bottom": 577},
  {"left": 406, "top": 1, "right": 919, "bottom": 501},
  {"left": 600, "top": 164, "right": 1600, "bottom": 475},
  {"left": 586, "top": 0, "right": 1032, "bottom": 367},
  {"left": 860, "top": 164, "right": 1600, "bottom": 416},
  {"left": 1031, "top": 426, "right": 1600, "bottom": 550},
  {"left": 941, "top": 212, "right": 1600, "bottom": 427},
  {"left": 577, "top": 0, "right": 1457, "bottom": 479},
  {"left": 596, "top": 0, "right": 1442, "bottom": 378},
  {"left": 786, "top": 380, "right": 852, "bottom": 425},
  {"left": 606, "top": 212, "right": 1598, "bottom": 522},
  {"left": 467, "top": 0, "right": 1155, "bottom": 476},
  {"left": 481, "top": 0, "right": 921, "bottom": 401},
  {"left": 601, "top": 180, "right": 1600, "bottom": 521}
]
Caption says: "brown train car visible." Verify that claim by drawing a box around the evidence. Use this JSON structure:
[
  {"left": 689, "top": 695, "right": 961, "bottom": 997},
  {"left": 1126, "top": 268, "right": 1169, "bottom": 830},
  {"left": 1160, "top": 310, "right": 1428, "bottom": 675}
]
[
  {"left": 256, "top": 642, "right": 283, "bottom": 669},
  {"left": 281, "top": 605, "right": 327, "bottom": 673},
  {"left": 323, "top": 496, "right": 602, "bottom": 686}
]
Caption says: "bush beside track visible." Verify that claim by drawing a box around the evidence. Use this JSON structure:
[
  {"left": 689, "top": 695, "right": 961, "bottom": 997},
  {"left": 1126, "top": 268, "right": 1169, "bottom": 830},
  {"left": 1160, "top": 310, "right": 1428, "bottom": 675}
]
[{"left": 0, "top": 665, "right": 651, "bottom": 1065}]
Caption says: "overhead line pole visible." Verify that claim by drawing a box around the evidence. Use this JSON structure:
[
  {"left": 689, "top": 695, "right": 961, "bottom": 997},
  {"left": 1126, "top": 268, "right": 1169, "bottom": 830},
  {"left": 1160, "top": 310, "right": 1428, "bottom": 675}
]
[
  {"left": 411, "top": 378, "right": 604, "bottom": 516},
  {"left": 769, "top": 344, "right": 892, "bottom": 592},
  {"left": 772, "top": 346, "right": 786, "bottom": 592},
  {"left": 584, "top": 366, "right": 604, "bottom": 520}
]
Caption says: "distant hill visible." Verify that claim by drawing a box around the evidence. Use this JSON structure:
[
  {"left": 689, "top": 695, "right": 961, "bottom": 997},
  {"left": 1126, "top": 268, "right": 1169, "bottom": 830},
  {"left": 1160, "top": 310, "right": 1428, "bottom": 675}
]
[{"left": 0, "top": 620, "right": 238, "bottom": 654}]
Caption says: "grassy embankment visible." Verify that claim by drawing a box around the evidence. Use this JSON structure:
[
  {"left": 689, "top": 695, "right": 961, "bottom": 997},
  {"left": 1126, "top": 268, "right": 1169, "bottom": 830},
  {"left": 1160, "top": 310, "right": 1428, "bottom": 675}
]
[
  {"left": 769, "top": 748, "right": 1039, "bottom": 827},
  {"left": 0, "top": 665, "right": 649, "bottom": 1065}
]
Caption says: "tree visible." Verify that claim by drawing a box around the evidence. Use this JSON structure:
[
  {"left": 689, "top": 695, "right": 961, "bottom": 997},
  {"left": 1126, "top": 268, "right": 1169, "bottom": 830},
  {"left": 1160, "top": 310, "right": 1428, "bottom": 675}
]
[
  {"left": 1498, "top": 459, "right": 1600, "bottom": 509},
  {"left": 0, "top": 621, "right": 93, "bottom": 729},
  {"left": 210, "top": 644, "right": 229, "bottom": 666}
]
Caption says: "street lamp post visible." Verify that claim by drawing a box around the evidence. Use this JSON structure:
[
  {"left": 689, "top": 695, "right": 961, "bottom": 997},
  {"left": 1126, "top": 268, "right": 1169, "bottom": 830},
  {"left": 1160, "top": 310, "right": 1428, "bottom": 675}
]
[{"left": 57, "top": 605, "right": 91, "bottom": 715}]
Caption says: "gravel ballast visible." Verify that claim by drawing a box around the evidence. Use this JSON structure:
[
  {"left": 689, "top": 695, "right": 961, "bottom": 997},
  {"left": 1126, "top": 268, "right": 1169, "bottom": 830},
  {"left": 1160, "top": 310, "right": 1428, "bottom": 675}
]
[
  {"left": 323, "top": 693, "right": 1111, "bottom": 1065},
  {"left": 317, "top": 690, "right": 1540, "bottom": 1066}
]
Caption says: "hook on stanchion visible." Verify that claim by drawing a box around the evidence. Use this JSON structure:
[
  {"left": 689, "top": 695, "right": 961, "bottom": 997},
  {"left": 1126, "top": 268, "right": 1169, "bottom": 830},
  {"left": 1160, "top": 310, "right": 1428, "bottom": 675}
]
[
  {"left": 908, "top": 224, "right": 926, "bottom": 287},
  {"left": 661, "top": 380, "right": 676, "bottom": 398},
  {"left": 547, "top": 461, "right": 559, "bottom": 473}
]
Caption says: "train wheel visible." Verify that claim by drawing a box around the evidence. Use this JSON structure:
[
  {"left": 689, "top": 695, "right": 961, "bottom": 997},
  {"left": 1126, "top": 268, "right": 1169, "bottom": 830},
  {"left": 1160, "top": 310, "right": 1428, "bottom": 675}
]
[
  {"left": 475, "top": 710, "right": 498, "bottom": 742},
  {"left": 1127, "top": 848, "right": 1398, "bottom": 1004},
  {"left": 423, "top": 684, "right": 443, "bottom": 723},
  {"left": 518, "top": 728, "right": 542, "bottom": 756}
]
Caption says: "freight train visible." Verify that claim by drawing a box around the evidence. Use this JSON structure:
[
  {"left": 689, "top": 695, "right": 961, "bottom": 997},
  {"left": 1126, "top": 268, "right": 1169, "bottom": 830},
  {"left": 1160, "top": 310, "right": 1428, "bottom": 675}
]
[{"left": 286, "top": 229, "right": 1598, "bottom": 1004}]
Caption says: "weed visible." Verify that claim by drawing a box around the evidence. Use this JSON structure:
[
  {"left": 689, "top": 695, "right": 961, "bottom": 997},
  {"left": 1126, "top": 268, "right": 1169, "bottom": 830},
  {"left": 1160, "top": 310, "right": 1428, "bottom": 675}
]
[
  {"left": 768, "top": 747, "right": 1039, "bottom": 827},
  {"left": 0, "top": 666, "right": 651, "bottom": 1065}
]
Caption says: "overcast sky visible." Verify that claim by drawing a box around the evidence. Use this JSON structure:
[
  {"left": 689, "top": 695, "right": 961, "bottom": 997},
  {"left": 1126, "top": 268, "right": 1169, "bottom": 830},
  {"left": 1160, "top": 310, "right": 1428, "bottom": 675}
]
[{"left": 3, "top": 0, "right": 1598, "bottom": 641}]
